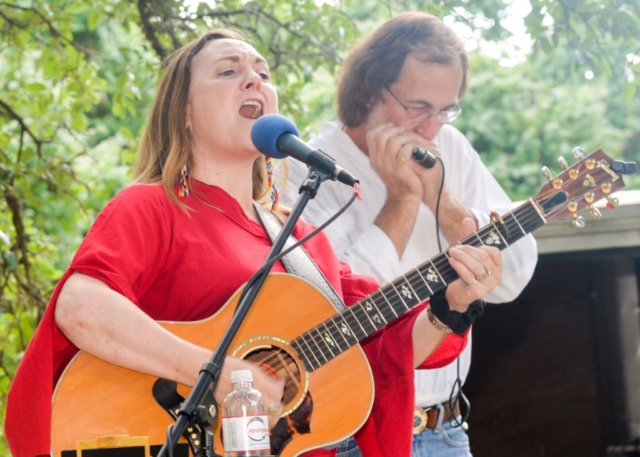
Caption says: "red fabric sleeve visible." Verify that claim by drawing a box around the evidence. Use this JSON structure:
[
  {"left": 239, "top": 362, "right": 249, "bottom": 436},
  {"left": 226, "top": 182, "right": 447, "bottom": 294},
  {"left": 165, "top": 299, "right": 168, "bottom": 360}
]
[
  {"left": 335, "top": 259, "right": 469, "bottom": 457},
  {"left": 5, "top": 270, "right": 77, "bottom": 457},
  {"left": 5, "top": 185, "right": 171, "bottom": 457},
  {"left": 69, "top": 184, "right": 171, "bottom": 305}
]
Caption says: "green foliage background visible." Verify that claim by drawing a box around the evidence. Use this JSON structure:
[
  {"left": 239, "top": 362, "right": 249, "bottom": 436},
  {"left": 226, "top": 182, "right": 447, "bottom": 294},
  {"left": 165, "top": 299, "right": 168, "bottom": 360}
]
[{"left": 1, "top": 0, "right": 639, "bottom": 452}]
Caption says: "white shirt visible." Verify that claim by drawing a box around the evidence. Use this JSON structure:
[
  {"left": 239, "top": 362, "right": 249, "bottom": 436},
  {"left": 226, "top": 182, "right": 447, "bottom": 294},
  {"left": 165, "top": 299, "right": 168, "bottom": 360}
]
[{"left": 281, "top": 120, "right": 538, "bottom": 406}]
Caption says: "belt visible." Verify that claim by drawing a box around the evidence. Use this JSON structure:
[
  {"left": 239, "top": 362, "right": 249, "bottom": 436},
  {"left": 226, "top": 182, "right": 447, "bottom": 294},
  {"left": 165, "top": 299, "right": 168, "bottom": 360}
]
[{"left": 412, "top": 402, "right": 461, "bottom": 435}]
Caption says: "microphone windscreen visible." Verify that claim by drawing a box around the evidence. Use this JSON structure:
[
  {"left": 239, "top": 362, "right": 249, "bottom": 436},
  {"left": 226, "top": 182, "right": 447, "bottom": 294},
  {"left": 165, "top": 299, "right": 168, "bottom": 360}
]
[{"left": 251, "top": 114, "right": 300, "bottom": 159}]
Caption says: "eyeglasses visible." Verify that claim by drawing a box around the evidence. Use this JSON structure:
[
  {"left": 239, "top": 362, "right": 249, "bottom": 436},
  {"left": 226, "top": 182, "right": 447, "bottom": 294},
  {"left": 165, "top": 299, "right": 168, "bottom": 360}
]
[{"left": 385, "top": 86, "right": 462, "bottom": 123}]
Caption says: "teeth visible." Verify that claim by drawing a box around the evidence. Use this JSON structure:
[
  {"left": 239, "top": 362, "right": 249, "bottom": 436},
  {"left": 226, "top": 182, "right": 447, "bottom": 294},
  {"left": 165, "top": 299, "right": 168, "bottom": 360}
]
[
  {"left": 239, "top": 100, "right": 263, "bottom": 119},
  {"left": 242, "top": 100, "right": 261, "bottom": 108}
]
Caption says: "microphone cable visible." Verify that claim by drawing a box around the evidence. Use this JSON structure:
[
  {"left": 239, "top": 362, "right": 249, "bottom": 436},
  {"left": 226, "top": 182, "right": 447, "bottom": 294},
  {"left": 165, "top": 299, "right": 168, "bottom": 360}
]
[
  {"left": 233, "top": 192, "right": 359, "bottom": 314},
  {"left": 428, "top": 154, "right": 472, "bottom": 429},
  {"left": 162, "top": 192, "right": 358, "bottom": 457}
]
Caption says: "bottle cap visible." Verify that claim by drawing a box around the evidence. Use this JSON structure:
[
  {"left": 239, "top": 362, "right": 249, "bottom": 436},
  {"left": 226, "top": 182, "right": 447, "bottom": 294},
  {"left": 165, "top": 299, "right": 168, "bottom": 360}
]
[{"left": 231, "top": 369, "right": 253, "bottom": 384}]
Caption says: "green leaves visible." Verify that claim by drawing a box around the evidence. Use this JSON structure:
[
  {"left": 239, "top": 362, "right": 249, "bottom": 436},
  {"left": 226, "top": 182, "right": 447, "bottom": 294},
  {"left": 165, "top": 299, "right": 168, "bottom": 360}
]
[
  {"left": 1, "top": 0, "right": 639, "bottom": 453},
  {"left": 0, "top": 2, "right": 147, "bottom": 451},
  {"left": 457, "top": 50, "right": 639, "bottom": 200}
]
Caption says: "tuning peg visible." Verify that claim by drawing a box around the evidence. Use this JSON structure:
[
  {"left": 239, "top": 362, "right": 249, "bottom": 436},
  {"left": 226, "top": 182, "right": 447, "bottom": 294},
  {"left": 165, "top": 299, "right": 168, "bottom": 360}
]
[
  {"left": 589, "top": 205, "right": 602, "bottom": 219},
  {"left": 560, "top": 156, "right": 580, "bottom": 179},
  {"left": 541, "top": 165, "right": 563, "bottom": 189},
  {"left": 558, "top": 156, "right": 580, "bottom": 179},
  {"left": 584, "top": 192, "right": 595, "bottom": 203},
  {"left": 572, "top": 214, "right": 585, "bottom": 228},
  {"left": 601, "top": 182, "right": 612, "bottom": 194},
  {"left": 606, "top": 196, "right": 619, "bottom": 209},
  {"left": 572, "top": 147, "right": 585, "bottom": 160}
]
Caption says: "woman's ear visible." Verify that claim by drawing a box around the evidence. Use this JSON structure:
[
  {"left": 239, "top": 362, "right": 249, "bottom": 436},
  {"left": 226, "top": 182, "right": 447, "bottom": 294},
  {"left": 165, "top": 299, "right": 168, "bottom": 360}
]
[{"left": 185, "top": 104, "right": 191, "bottom": 130}]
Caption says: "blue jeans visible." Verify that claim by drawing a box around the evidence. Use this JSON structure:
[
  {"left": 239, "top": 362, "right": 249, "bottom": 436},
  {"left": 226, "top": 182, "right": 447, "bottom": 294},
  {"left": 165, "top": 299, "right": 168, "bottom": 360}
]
[{"left": 336, "top": 406, "right": 472, "bottom": 457}]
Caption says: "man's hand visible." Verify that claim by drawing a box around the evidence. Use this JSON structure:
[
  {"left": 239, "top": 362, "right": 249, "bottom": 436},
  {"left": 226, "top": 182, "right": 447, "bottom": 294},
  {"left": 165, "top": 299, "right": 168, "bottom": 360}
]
[
  {"left": 445, "top": 218, "right": 502, "bottom": 311},
  {"left": 365, "top": 122, "right": 424, "bottom": 202}
]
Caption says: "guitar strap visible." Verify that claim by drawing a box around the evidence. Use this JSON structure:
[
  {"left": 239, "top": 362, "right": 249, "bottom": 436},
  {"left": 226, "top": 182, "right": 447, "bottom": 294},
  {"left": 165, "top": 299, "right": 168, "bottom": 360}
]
[{"left": 253, "top": 203, "right": 346, "bottom": 312}]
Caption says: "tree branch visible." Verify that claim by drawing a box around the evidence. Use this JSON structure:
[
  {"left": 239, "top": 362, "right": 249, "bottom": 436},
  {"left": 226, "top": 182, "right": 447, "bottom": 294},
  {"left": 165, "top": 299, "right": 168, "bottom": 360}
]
[
  {"left": 0, "top": 98, "right": 45, "bottom": 155},
  {"left": 3, "top": 187, "right": 47, "bottom": 314},
  {"left": 4, "top": 188, "right": 31, "bottom": 279},
  {"left": 137, "top": 0, "right": 169, "bottom": 60},
  {"left": 0, "top": 2, "right": 91, "bottom": 54}
]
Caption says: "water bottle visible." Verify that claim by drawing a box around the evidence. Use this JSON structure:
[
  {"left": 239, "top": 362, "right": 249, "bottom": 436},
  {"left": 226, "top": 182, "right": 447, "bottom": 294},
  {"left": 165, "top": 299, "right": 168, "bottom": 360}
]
[{"left": 221, "top": 369, "right": 271, "bottom": 457}]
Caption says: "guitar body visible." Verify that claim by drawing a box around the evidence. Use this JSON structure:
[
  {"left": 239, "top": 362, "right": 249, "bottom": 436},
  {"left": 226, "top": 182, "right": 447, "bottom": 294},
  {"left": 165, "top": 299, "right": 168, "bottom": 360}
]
[{"left": 51, "top": 274, "right": 374, "bottom": 457}]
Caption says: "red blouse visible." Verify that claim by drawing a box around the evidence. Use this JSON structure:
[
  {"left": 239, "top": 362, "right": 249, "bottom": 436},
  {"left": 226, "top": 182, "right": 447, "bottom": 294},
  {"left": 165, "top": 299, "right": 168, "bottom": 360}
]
[{"left": 5, "top": 181, "right": 468, "bottom": 457}]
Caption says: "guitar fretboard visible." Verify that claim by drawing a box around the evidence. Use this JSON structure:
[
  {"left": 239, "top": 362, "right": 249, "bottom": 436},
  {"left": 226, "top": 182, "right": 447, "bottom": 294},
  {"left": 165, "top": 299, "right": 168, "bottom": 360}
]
[{"left": 291, "top": 199, "right": 547, "bottom": 371}]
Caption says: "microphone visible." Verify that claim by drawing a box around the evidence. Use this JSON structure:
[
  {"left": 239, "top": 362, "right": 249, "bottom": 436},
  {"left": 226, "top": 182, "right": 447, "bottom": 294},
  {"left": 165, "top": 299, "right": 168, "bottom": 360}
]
[
  {"left": 251, "top": 114, "right": 358, "bottom": 186},
  {"left": 412, "top": 147, "right": 437, "bottom": 169}
]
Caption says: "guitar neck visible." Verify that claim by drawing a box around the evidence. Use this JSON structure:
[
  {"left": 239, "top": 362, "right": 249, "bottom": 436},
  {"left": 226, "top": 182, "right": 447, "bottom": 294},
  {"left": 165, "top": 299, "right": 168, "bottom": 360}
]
[{"left": 292, "top": 199, "right": 547, "bottom": 371}]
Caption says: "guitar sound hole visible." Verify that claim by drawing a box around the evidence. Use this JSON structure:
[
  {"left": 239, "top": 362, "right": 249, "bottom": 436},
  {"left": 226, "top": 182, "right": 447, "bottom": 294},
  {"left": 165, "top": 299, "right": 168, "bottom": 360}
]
[{"left": 245, "top": 347, "right": 301, "bottom": 404}]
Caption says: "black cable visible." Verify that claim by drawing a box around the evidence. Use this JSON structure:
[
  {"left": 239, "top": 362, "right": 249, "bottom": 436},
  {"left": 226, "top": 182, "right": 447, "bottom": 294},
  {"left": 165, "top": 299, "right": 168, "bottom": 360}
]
[
  {"left": 163, "top": 192, "right": 358, "bottom": 455},
  {"left": 431, "top": 157, "right": 471, "bottom": 428},
  {"left": 434, "top": 156, "right": 445, "bottom": 254},
  {"left": 232, "top": 191, "right": 358, "bottom": 313}
]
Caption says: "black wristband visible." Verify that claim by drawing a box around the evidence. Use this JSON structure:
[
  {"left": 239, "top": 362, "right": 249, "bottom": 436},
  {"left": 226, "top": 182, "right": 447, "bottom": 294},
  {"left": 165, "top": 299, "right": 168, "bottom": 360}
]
[{"left": 428, "top": 290, "right": 485, "bottom": 335}]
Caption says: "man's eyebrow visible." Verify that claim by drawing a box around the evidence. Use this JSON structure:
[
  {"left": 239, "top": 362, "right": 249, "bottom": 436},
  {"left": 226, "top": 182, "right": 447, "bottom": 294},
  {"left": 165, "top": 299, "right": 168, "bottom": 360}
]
[
  {"left": 409, "top": 99, "right": 457, "bottom": 111},
  {"left": 407, "top": 98, "right": 434, "bottom": 109}
]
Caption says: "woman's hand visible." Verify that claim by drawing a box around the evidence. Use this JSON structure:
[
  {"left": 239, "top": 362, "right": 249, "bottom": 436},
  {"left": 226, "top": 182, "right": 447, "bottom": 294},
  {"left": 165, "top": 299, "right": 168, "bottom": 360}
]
[{"left": 216, "top": 357, "right": 286, "bottom": 430}]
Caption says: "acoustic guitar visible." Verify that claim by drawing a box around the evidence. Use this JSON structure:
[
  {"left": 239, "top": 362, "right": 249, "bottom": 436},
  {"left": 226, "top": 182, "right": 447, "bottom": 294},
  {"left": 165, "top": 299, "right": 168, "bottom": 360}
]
[{"left": 51, "top": 149, "right": 633, "bottom": 457}]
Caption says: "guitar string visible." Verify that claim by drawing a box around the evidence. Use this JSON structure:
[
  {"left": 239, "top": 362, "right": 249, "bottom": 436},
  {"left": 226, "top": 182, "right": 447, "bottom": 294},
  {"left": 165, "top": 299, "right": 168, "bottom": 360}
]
[
  {"left": 248, "top": 350, "right": 303, "bottom": 400},
  {"left": 380, "top": 192, "right": 583, "bottom": 318},
  {"left": 320, "top": 202, "right": 546, "bottom": 363},
  {"left": 251, "top": 182, "right": 601, "bottom": 377},
  {"left": 246, "top": 194, "right": 566, "bottom": 372},
  {"left": 344, "top": 178, "right": 608, "bottom": 350},
  {"left": 292, "top": 200, "right": 545, "bottom": 365},
  {"left": 304, "top": 188, "right": 599, "bottom": 365},
  {"left": 347, "top": 200, "right": 549, "bottom": 339},
  {"left": 292, "top": 208, "right": 539, "bottom": 368}
]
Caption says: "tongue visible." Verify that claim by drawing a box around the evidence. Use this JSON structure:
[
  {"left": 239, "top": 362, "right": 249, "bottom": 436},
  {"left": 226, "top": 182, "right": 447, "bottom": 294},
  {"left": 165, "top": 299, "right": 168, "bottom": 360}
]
[{"left": 239, "top": 105, "right": 261, "bottom": 119}]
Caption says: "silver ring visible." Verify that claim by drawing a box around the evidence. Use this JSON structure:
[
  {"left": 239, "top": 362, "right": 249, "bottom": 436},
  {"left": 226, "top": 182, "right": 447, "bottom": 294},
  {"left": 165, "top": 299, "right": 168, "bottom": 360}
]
[{"left": 467, "top": 277, "right": 477, "bottom": 286}]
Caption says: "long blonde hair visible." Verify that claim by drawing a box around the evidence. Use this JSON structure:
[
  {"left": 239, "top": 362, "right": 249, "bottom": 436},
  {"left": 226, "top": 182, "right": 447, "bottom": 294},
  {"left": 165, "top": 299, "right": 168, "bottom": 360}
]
[{"left": 134, "top": 29, "right": 270, "bottom": 211}]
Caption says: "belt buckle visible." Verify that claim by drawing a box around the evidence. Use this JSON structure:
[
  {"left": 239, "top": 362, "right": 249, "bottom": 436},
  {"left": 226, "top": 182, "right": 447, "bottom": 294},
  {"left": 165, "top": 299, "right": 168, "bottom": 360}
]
[{"left": 413, "top": 407, "right": 431, "bottom": 435}]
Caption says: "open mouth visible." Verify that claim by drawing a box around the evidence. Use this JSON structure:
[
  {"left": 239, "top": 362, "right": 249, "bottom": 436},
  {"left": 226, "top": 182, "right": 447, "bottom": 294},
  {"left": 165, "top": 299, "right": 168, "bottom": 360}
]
[{"left": 239, "top": 100, "right": 263, "bottom": 119}]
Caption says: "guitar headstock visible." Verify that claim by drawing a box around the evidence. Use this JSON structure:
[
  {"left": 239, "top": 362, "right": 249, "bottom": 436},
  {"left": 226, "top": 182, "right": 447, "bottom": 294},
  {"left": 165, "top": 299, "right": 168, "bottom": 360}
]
[{"left": 533, "top": 148, "right": 635, "bottom": 227}]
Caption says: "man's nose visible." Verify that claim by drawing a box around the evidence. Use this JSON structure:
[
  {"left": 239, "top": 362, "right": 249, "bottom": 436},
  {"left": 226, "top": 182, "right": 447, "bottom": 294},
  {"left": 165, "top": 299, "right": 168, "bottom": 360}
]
[{"left": 414, "top": 116, "right": 440, "bottom": 141}]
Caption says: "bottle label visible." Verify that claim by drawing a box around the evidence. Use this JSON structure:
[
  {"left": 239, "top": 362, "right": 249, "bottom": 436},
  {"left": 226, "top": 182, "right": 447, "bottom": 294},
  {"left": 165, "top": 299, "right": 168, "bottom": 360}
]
[{"left": 222, "top": 415, "right": 271, "bottom": 452}]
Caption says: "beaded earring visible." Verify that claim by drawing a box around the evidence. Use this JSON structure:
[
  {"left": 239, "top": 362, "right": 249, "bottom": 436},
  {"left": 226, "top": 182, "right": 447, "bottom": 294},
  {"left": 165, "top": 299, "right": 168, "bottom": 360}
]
[
  {"left": 179, "top": 162, "right": 190, "bottom": 198},
  {"left": 266, "top": 157, "right": 279, "bottom": 210}
]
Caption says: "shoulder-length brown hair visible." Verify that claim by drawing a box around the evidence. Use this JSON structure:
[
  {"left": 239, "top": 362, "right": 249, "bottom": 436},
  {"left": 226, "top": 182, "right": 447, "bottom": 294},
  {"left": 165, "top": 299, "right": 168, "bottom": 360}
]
[
  {"left": 338, "top": 12, "right": 469, "bottom": 129},
  {"left": 134, "top": 29, "right": 270, "bottom": 211}
]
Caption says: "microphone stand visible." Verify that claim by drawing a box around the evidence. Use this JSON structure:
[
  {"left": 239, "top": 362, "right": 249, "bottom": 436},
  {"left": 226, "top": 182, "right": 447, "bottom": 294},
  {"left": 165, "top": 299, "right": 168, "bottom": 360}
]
[{"left": 158, "top": 166, "right": 334, "bottom": 457}]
